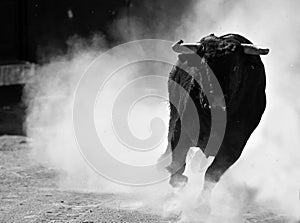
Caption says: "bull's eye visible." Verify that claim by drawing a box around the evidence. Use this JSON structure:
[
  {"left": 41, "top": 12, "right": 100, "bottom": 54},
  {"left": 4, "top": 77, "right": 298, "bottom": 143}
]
[{"left": 196, "top": 45, "right": 205, "bottom": 56}]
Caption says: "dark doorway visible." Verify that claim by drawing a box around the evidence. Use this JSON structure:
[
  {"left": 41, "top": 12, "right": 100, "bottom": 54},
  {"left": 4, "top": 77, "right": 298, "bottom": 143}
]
[{"left": 0, "top": 84, "right": 25, "bottom": 135}]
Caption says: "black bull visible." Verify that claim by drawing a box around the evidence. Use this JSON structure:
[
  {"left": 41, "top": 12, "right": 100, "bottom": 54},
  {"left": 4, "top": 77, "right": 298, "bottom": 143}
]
[{"left": 161, "top": 33, "right": 268, "bottom": 189}]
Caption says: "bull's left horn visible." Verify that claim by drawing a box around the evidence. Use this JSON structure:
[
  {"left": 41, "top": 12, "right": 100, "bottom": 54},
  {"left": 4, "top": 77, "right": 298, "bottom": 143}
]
[
  {"left": 241, "top": 43, "right": 270, "bottom": 55},
  {"left": 172, "top": 40, "right": 202, "bottom": 54}
]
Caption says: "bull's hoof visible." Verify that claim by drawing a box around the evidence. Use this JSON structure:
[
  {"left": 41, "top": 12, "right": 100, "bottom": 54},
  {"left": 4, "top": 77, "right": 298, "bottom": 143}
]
[
  {"left": 194, "top": 201, "right": 211, "bottom": 221},
  {"left": 163, "top": 193, "right": 182, "bottom": 220},
  {"left": 169, "top": 174, "right": 188, "bottom": 188}
]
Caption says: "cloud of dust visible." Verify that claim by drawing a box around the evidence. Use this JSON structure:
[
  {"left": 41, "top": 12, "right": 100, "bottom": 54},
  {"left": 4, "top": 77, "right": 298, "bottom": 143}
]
[
  {"left": 25, "top": 37, "right": 114, "bottom": 191},
  {"left": 25, "top": 32, "right": 174, "bottom": 206},
  {"left": 25, "top": 0, "right": 300, "bottom": 221}
]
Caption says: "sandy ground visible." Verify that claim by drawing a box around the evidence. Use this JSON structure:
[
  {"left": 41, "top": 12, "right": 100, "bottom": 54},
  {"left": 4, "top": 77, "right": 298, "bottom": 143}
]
[{"left": 0, "top": 136, "right": 293, "bottom": 223}]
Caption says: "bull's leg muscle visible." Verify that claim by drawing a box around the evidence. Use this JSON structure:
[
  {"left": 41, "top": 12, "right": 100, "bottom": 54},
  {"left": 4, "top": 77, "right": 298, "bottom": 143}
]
[
  {"left": 204, "top": 129, "right": 248, "bottom": 185},
  {"left": 197, "top": 138, "right": 245, "bottom": 211}
]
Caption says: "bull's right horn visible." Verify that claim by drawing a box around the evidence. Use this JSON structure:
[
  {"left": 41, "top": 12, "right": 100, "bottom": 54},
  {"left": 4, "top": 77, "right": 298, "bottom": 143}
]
[
  {"left": 172, "top": 40, "right": 202, "bottom": 54},
  {"left": 241, "top": 43, "right": 270, "bottom": 55}
]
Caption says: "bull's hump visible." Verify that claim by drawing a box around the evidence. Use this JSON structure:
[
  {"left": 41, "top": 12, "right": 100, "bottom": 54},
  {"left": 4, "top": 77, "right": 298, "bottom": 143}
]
[
  {"left": 199, "top": 34, "right": 241, "bottom": 60},
  {"left": 199, "top": 33, "right": 217, "bottom": 43}
]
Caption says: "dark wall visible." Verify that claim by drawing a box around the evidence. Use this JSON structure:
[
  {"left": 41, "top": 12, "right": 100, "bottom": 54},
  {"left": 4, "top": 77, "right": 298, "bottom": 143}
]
[
  {"left": 0, "top": 0, "right": 27, "bottom": 62},
  {"left": 0, "top": 0, "right": 129, "bottom": 63},
  {"left": 26, "top": 0, "right": 129, "bottom": 61},
  {"left": 0, "top": 0, "right": 194, "bottom": 63}
]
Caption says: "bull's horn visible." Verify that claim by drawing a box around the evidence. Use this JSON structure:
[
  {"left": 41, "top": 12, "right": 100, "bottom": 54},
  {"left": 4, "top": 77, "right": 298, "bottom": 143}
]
[
  {"left": 172, "top": 40, "right": 202, "bottom": 54},
  {"left": 241, "top": 43, "right": 269, "bottom": 55}
]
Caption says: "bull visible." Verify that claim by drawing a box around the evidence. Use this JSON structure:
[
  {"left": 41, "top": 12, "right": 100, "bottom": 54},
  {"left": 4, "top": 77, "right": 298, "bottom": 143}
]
[{"left": 161, "top": 33, "right": 269, "bottom": 206}]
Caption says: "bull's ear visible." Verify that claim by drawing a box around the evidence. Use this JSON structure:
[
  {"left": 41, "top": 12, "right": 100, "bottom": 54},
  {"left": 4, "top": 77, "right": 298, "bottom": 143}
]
[
  {"left": 241, "top": 43, "right": 269, "bottom": 55},
  {"left": 172, "top": 40, "right": 202, "bottom": 54}
]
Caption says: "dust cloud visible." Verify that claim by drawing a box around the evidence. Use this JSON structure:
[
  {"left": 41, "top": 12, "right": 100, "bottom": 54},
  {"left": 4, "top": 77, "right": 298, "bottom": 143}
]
[{"left": 25, "top": 0, "right": 300, "bottom": 222}]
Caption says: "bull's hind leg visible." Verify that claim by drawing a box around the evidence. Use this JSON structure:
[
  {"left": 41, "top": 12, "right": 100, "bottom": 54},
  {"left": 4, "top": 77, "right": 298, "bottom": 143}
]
[
  {"left": 195, "top": 151, "right": 240, "bottom": 219},
  {"left": 195, "top": 134, "right": 246, "bottom": 219},
  {"left": 202, "top": 135, "right": 246, "bottom": 197},
  {"left": 206, "top": 143, "right": 245, "bottom": 182}
]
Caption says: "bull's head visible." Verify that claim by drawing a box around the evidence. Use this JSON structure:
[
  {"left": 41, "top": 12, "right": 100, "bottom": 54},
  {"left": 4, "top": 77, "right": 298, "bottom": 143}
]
[{"left": 172, "top": 39, "right": 269, "bottom": 55}]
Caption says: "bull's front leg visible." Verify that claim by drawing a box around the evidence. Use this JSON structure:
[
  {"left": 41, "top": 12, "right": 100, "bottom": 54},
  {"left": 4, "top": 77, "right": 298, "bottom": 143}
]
[{"left": 166, "top": 119, "right": 192, "bottom": 188}]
